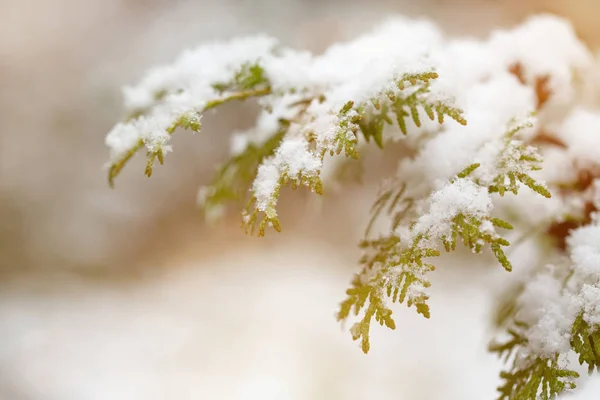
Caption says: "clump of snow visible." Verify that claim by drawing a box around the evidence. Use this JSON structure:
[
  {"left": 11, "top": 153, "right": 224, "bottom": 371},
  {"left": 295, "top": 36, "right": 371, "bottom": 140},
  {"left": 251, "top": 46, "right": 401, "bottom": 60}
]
[
  {"left": 106, "top": 36, "right": 278, "bottom": 163},
  {"left": 253, "top": 161, "right": 281, "bottom": 212},
  {"left": 557, "top": 108, "right": 600, "bottom": 168},
  {"left": 276, "top": 139, "right": 322, "bottom": 177},
  {"left": 252, "top": 139, "right": 322, "bottom": 212},
  {"left": 106, "top": 12, "right": 595, "bottom": 187},
  {"left": 105, "top": 122, "right": 143, "bottom": 161},
  {"left": 406, "top": 73, "right": 535, "bottom": 184},
  {"left": 105, "top": 113, "right": 174, "bottom": 162},
  {"left": 488, "top": 14, "right": 593, "bottom": 107},
  {"left": 230, "top": 132, "right": 250, "bottom": 156},
  {"left": 537, "top": 146, "right": 576, "bottom": 184},
  {"left": 578, "top": 284, "right": 600, "bottom": 326},
  {"left": 412, "top": 178, "right": 492, "bottom": 240},
  {"left": 259, "top": 16, "right": 445, "bottom": 160},
  {"left": 229, "top": 93, "right": 306, "bottom": 156},
  {"left": 275, "top": 16, "right": 442, "bottom": 107},
  {"left": 518, "top": 272, "right": 579, "bottom": 356},
  {"left": 568, "top": 222, "right": 600, "bottom": 278},
  {"left": 123, "top": 35, "right": 278, "bottom": 112},
  {"left": 517, "top": 218, "right": 600, "bottom": 358}
]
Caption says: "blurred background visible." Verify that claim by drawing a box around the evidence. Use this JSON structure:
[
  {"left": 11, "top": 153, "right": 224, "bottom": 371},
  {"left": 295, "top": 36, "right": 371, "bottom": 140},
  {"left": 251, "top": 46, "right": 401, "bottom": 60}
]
[{"left": 1, "top": 0, "right": 600, "bottom": 399}]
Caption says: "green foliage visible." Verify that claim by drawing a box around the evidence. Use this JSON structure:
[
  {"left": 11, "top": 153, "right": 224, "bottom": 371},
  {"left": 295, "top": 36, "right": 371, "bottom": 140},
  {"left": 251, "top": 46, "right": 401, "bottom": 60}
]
[
  {"left": 357, "top": 105, "right": 388, "bottom": 149},
  {"left": 109, "top": 111, "right": 205, "bottom": 187},
  {"left": 490, "top": 325, "right": 579, "bottom": 400},
  {"left": 227, "top": 70, "right": 469, "bottom": 236},
  {"left": 99, "top": 22, "right": 593, "bottom": 399},
  {"left": 356, "top": 72, "right": 466, "bottom": 145},
  {"left": 242, "top": 167, "right": 325, "bottom": 237},
  {"left": 571, "top": 313, "right": 600, "bottom": 374},
  {"left": 320, "top": 100, "right": 362, "bottom": 160},
  {"left": 497, "top": 357, "right": 578, "bottom": 400},
  {"left": 212, "top": 62, "right": 269, "bottom": 93},
  {"left": 364, "top": 181, "right": 414, "bottom": 237},
  {"left": 339, "top": 276, "right": 396, "bottom": 354},
  {"left": 242, "top": 186, "right": 283, "bottom": 237},
  {"left": 106, "top": 54, "right": 559, "bottom": 400},
  {"left": 336, "top": 235, "right": 438, "bottom": 353},
  {"left": 144, "top": 112, "right": 204, "bottom": 177},
  {"left": 394, "top": 72, "right": 467, "bottom": 133},
  {"left": 200, "top": 128, "right": 287, "bottom": 218},
  {"left": 442, "top": 213, "right": 513, "bottom": 271},
  {"left": 492, "top": 282, "right": 526, "bottom": 329},
  {"left": 489, "top": 322, "right": 530, "bottom": 361},
  {"left": 456, "top": 162, "right": 482, "bottom": 179},
  {"left": 331, "top": 155, "right": 366, "bottom": 185},
  {"left": 108, "top": 63, "right": 272, "bottom": 187},
  {"left": 484, "top": 120, "right": 551, "bottom": 199},
  {"left": 336, "top": 173, "right": 516, "bottom": 353},
  {"left": 109, "top": 61, "right": 473, "bottom": 240},
  {"left": 337, "top": 126, "right": 549, "bottom": 353}
]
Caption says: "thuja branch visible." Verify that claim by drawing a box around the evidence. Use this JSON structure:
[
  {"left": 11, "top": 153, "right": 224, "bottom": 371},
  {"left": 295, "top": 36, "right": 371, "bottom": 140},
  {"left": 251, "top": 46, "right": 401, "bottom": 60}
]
[
  {"left": 107, "top": 86, "right": 272, "bottom": 187},
  {"left": 102, "top": 17, "right": 598, "bottom": 399},
  {"left": 204, "top": 86, "right": 272, "bottom": 110}
]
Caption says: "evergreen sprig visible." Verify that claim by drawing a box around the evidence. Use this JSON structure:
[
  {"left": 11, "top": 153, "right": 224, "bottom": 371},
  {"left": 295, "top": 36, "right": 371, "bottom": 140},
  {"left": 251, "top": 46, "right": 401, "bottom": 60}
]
[
  {"left": 101, "top": 17, "right": 595, "bottom": 400},
  {"left": 235, "top": 70, "right": 468, "bottom": 236},
  {"left": 107, "top": 63, "right": 272, "bottom": 187},
  {"left": 571, "top": 313, "right": 600, "bottom": 374},
  {"left": 490, "top": 293, "right": 600, "bottom": 399},
  {"left": 337, "top": 235, "right": 438, "bottom": 353},
  {"left": 443, "top": 213, "right": 513, "bottom": 270},
  {"left": 199, "top": 127, "right": 287, "bottom": 218},
  {"left": 490, "top": 324, "right": 579, "bottom": 400},
  {"left": 338, "top": 207, "right": 515, "bottom": 354},
  {"left": 484, "top": 120, "right": 551, "bottom": 199},
  {"left": 497, "top": 357, "right": 578, "bottom": 400},
  {"left": 489, "top": 322, "right": 529, "bottom": 362},
  {"left": 364, "top": 181, "right": 415, "bottom": 237},
  {"left": 337, "top": 127, "right": 549, "bottom": 353},
  {"left": 337, "top": 172, "right": 515, "bottom": 353},
  {"left": 357, "top": 72, "right": 466, "bottom": 147},
  {"left": 242, "top": 167, "right": 325, "bottom": 237}
]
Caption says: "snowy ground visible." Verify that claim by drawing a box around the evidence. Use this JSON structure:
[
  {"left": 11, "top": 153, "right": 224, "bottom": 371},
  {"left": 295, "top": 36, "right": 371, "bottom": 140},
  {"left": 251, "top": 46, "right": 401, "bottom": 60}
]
[
  {"left": 1, "top": 238, "right": 600, "bottom": 399},
  {"left": 0, "top": 239, "right": 504, "bottom": 400}
]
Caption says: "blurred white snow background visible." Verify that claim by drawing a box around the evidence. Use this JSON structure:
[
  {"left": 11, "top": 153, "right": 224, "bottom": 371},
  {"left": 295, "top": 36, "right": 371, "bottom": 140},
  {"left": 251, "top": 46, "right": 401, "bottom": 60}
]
[{"left": 1, "top": 0, "right": 600, "bottom": 399}]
